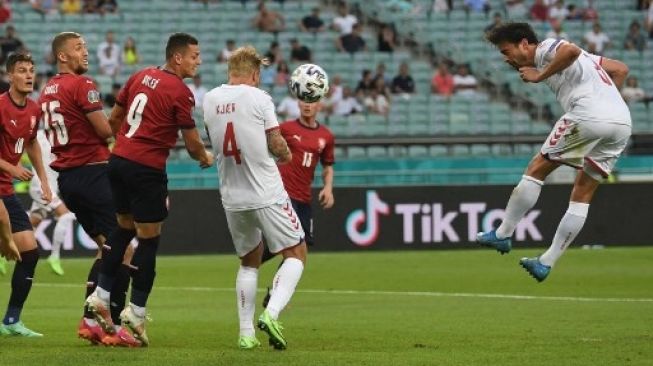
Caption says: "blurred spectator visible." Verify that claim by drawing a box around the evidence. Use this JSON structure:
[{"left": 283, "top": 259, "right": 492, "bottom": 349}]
[
  {"left": 274, "top": 61, "right": 290, "bottom": 88},
  {"left": 530, "top": 0, "right": 549, "bottom": 21},
  {"left": 583, "top": 22, "right": 611, "bottom": 55},
  {"left": 0, "top": 0, "right": 11, "bottom": 23},
  {"left": 453, "top": 64, "right": 478, "bottom": 96},
  {"left": 504, "top": 0, "right": 527, "bottom": 19},
  {"left": 329, "top": 75, "right": 344, "bottom": 102},
  {"left": 582, "top": 0, "right": 598, "bottom": 21},
  {"left": 391, "top": 62, "right": 415, "bottom": 94},
  {"left": 186, "top": 74, "right": 207, "bottom": 108},
  {"left": 264, "top": 41, "right": 283, "bottom": 64},
  {"left": 431, "top": 62, "right": 454, "bottom": 96},
  {"left": 374, "top": 77, "right": 391, "bottom": 100},
  {"left": 98, "top": 44, "right": 120, "bottom": 77},
  {"left": 621, "top": 76, "right": 650, "bottom": 103},
  {"left": 485, "top": 12, "right": 503, "bottom": 34},
  {"left": 355, "top": 69, "right": 374, "bottom": 95},
  {"left": 217, "top": 39, "right": 236, "bottom": 63},
  {"left": 566, "top": 4, "right": 583, "bottom": 20},
  {"left": 42, "top": 42, "right": 56, "bottom": 73},
  {"left": 336, "top": 23, "right": 366, "bottom": 54},
  {"left": 548, "top": 0, "right": 568, "bottom": 22},
  {"left": 624, "top": 21, "right": 646, "bottom": 51},
  {"left": 463, "top": 0, "right": 490, "bottom": 13},
  {"left": 30, "top": 0, "right": 59, "bottom": 15},
  {"left": 96, "top": 0, "right": 118, "bottom": 14},
  {"left": 82, "top": 0, "right": 96, "bottom": 13},
  {"left": 331, "top": 1, "right": 358, "bottom": 36},
  {"left": 252, "top": 1, "right": 285, "bottom": 33},
  {"left": 260, "top": 63, "right": 277, "bottom": 89},
  {"left": 546, "top": 19, "right": 569, "bottom": 40},
  {"left": 0, "top": 25, "right": 25, "bottom": 64},
  {"left": 103, "top": 82, "right": 121, "bottom": 108},
  {"left": 97, "top": 31, "right": 120, "bottom": 77},
  {"left": 277, "top": 95, "right": 301, "bottom": 120},
  {"left": 636, "top": 0, "right": 649, "bottom": 11},
  {"left": 300, "top": 7, "right": 325, "bottom": 33},
  {"left": 122, "top": 36, "right": 140, "bottom": 65},
  {"left": 432, "top": 0, "right": 450, "bottom": 13},
  {"left": 332, "top": 86, "right": 363, "bottom": 116},
  {"left": 289, "top": 38, "right": 311, "bottom": 62},
  {"left": 363, "top": 88, "right": 390, "bottom": 117},
  {"left": 61, "top": 0, "right": 81, "bottom": 14},
  {"left": 372, "top": 62, "right": 391, "bottom": 85},
  {"left": 0, "top": 68, "right": 9, "bottom": 93},
  {"left": 377, "top": 24, "right": 397, "bottom": 53}
]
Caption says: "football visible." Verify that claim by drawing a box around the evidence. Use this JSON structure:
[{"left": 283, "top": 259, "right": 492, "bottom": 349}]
[{"left": 288, "top": 64, "right": 329, "bottom": 103}]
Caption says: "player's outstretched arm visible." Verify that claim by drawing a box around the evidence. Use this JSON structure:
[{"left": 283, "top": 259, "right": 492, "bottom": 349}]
[
  {"left": 181, "top": 128, "right": 213, "bottom": 168},
  {"left": 267, "top": 128, "right": 292, "bottom": 164},
  {"left": 599, "top": 57, "right": 629, "bottom": 90},
  {"left": 108, "top": 103, "right": 127, "bottom": 135},
  {"left": 24, "top": 138, "right": 52, "bottom": 203},
  {"left": 86, "top": 110, "right": 114, "bottom": 139},
  {"left": 522, "top": 42, "right": 582, "bottom": 83}
]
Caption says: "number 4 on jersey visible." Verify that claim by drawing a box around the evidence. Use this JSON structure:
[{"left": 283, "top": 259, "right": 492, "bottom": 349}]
[{"left": 223, "top": 122, "right": 242, "bottom": 164}]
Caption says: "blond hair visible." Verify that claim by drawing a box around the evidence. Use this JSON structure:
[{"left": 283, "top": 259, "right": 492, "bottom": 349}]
[{"left": 228, "top": 45, "right": 269, "bottom": 77}]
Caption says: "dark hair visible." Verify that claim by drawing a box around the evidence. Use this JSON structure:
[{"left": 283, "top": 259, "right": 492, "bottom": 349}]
[
  {"left": 52, "top": 32, "right": 82, "bottom": 60},
  {"left": 6, "top": 52, "right": 34, "bottom": 72},
  {"left": 165, "top": 33, "right": 199, "bottom": 60},
  {"left": 485, "top": 22, "right": 538, "bottom": 46}
]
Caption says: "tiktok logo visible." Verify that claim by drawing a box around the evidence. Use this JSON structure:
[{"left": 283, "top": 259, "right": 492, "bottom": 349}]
[{"left": 346, "top": 191, "right": 390, "bottom": 246}]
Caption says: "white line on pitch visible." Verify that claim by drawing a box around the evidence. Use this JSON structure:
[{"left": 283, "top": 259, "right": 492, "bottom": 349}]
[{"left": 31, "top": 282, "right": 653, "bottom": 303}]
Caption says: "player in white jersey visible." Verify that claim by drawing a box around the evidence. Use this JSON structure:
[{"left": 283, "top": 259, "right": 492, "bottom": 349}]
[
  {"left": 478, "top": 23, "right": 632, "bottom": 282},
  {"left": 203, "top": 46, "right": 307, "bottom": 350},
  {"left": 28, "top": 130, "right": 75, "bottom": 275}
]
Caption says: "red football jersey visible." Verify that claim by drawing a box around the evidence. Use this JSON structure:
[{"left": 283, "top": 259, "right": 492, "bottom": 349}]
[
  {"left": 112, "top": 67, "right": 196, "bottom": 170},
  {"left": 37, "top": 73, "right": 109, "bottom": 171},
  {"left": 277, "top": 119, "right": 335, "bottom": 203},
  {"left": 0, "top": 93, "right": 40, "bottom": 195}
]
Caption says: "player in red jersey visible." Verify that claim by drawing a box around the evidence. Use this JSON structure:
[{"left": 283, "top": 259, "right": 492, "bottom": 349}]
[
  {"left": 86, "top": 33, "right": 213, "bottom": 346},
  {"left": 261, "top": 99, "right": 335, "bottom": 306},
  {"left": 0, "top": 53, "right": 52, "bottom": 337},
  {"left": 39, "top": 32, "right": 138, "bottom": 347}
]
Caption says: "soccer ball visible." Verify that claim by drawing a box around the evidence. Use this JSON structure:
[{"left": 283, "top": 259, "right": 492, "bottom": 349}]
[{"left": 288, "top": 64, "right": 329, "bottom": 103}]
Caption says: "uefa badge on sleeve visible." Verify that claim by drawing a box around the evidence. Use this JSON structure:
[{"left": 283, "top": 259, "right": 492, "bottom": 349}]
[{"left": 88, "top": 90, "right": 101, "bottom": 104}]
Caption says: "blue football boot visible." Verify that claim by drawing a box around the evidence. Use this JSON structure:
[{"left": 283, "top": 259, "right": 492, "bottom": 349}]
[
  {"left": 476, "top": 230, "right": 512, "bottom": 255},
  {"left": 519, "top": 257, "right": 551, "bottom": 282}
]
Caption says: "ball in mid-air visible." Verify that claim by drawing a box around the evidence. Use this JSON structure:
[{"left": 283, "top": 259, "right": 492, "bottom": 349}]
[{"left": 288, "top": 64, "right": 329, "bottom": 103}]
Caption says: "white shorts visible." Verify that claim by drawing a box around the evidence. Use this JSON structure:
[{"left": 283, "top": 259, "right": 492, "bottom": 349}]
[
  {"left": 541, "top": 116, "right": 631, "bottom": 180},
  {"left": 225, "top": 198, "right": 305, "bottom": 258}
]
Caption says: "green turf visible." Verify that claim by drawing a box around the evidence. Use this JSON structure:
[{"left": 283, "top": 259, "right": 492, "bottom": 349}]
[{"left": 0, "top": 248, "right": 652, "bottom": 366}]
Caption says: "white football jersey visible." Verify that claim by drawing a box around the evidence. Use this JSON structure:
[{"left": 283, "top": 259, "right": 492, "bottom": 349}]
[
  {"left": 534, "top": 38, "right": 631, "bottom": 125},
  {"left": 203, "top": 84, "right": 287, "bottom": 211}
]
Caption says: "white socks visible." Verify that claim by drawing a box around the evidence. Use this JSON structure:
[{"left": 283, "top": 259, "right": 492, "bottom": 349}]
[
  {"left": 539, "top": 202, "right": 589, "bottom": 267},
  {"left": 236, "top": 266, "right": 258, "bottom": 337},
  {"left": 51, "top": 212, "right": 74, "bottom": 259},
  {"left": 496, "top": 175, "right": 543, "bottom": 239},
  {"left": 266, "top": 258, "right": 304, "bottom": 320}
]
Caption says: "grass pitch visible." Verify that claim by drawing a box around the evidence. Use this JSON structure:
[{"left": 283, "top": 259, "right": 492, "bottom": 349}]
[{"left": 0, "top": 247, "right": 651, "bottom": 366}]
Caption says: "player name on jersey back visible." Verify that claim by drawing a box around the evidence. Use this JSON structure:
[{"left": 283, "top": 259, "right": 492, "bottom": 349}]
[{"left": 203, "top": 84, "right": 287, "bottom": 211}]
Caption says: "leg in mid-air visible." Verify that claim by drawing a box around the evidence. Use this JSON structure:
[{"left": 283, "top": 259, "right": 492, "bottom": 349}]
[
  {"left": 477, "top": 152, "right": 559, "bottom": 254},
  {"left": 0, "top": 196, "right": 43, "bottom": 337},
  {"left": 519, "top": 171, "right": 597, "bottom": 282},
  {"left": 520, "top": 122, "right": 630, "bottom": 281}
]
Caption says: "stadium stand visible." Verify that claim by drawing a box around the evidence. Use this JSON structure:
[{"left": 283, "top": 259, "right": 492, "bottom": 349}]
[{"left": 4, "top": 0, "right": 653, "bottom": 187}]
